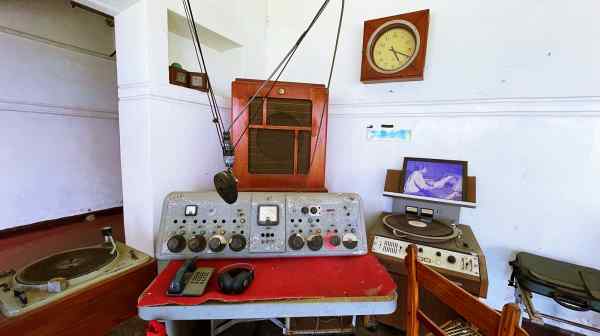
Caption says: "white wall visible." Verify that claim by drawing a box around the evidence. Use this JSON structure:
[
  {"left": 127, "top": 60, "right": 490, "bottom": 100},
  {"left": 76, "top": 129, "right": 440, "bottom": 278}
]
[
  {"left": 0, "top": 1, "right": 121, "bottom": 230},
  {"left": 113, "top": 0, "right": 600, "bottom": 330},
  {"left": 266, "top": 0, "right": 600, "bottom": 102},
  {"left": 265, "top": 0, "right": 600, "bottom": 330},
  {"left": 116, "top": 0, "right": 266, "bottom": 254}
]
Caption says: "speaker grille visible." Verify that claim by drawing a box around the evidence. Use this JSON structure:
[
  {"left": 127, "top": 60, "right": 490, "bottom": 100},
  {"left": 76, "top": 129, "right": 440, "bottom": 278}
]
[
  {"left": 267, "top": 98, "right": 312, "bottom": 127},
  {"left": 297, "top": 131, "right": 311, "bottom": 175},
  {"left": 249, "top": 97, "right": 264, "bottom": 125},
  {"left": 249, "top": 128, "right": 294, "bottom": 174}
]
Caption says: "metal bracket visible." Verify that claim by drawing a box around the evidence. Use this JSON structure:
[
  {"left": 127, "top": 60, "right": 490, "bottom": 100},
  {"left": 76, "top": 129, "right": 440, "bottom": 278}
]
[
  {"left": 210, "top": 318, "right": 286, "bottom": 336},
  {"left": 515, "top": 286, "right": 544, "bottom": 325}
]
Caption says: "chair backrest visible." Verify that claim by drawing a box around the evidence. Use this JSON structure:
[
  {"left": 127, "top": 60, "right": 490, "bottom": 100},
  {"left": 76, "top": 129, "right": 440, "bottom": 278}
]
[{"left": 404, "top": 244, "right": 529, "bottom": 336}]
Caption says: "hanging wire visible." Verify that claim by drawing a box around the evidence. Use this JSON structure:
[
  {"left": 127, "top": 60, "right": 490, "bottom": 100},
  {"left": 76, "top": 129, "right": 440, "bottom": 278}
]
[
  {"left": 229, "top": 0, "right": 332, "bottom": 149},
  {"left": 182, "top": 0, "right": 225, "bottom": 148},
  {"left": 230, "top": 0, "right": 345, "bottom": 175},
  {"left": 310, "top": 0, "right": 345, "bottom": 168},
  {"left": 182, "top": 0, "right": 344, "bottom": 171}
]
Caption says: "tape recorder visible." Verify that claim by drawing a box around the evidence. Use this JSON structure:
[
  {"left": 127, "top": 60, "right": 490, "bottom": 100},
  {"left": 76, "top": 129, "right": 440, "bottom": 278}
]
[{"left": 156, "top": 192, "right": 367, "bottom": 259}]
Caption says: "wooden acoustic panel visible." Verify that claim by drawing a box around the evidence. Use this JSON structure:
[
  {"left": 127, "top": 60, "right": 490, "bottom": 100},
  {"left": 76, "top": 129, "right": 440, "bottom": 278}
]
[
  {"left": 231, "top": 78, "right": 328, "bottom": 192},
  {"left": 0, "top": 259, "right": 156, "bottom": 336}
]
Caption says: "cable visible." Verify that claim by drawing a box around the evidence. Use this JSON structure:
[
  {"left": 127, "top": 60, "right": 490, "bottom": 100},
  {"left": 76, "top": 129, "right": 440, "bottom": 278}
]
[
  {"left": 232, "top": 40, "right": 302, "bottom": 149},
  {"left": 228, "top": 0, "right": 331, "bottom": 136},
  {"left": 310, "top": 0, "right": 345, "bottom": 168},
  {"left": 182, "top": 0, "right": 343, "bottom": 174},
  {"left": 182, "top": 0, "right": 226, "bottom": 149},
  {"left": 185, "top": 0, "right": 225, "bottom": 146}
]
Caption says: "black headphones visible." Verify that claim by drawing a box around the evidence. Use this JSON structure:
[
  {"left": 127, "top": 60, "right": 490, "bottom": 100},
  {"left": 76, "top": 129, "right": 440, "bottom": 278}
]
[{"left": 217, "top": 263, "right": 255, "bottom": 295}]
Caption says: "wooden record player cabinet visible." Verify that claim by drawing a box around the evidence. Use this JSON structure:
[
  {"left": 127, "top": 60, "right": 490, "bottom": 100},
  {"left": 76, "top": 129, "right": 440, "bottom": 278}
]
[
  {"left": 368, "top": 220, "right": 488, "bottom": 332},
  {"left": 231, "top": 78, "right": 328, "bottom": 192}
]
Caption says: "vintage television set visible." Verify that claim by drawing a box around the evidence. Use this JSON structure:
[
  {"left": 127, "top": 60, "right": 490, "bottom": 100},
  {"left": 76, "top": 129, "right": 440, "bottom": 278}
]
[{"left": 231, "top": 78, "right": 328, "bottom": 192}]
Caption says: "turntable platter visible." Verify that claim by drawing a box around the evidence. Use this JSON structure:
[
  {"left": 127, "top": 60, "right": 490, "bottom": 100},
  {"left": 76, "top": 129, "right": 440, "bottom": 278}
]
[
  {"left": 16, "top": 247, "right": 116, "bottom": 285},
  {"left": 382, "top": 214, "right": 459, "bottom": 242}
]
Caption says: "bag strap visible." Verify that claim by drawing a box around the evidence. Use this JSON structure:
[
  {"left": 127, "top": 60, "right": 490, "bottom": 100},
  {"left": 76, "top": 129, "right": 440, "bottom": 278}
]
[{"left": 508, "top": 259, "right": 518, "bottom": 288}]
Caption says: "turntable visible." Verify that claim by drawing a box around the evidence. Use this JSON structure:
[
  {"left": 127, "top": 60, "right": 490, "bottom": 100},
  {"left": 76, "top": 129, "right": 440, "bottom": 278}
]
[
  {"left": 0, "top": 227, "right": 152, "bottom": 318},
  {"left": 367, "top": 168, "right": 488, "bottom": 331}
]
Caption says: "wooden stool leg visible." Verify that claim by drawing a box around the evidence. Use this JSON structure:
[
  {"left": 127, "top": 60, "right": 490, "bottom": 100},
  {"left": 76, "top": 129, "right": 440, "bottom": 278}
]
[
  {"left": 405, "top": 245, "right": 419, "bottom": 336},
  {"left": 497, "top": 303, "right": 521, "bottom": 336}
]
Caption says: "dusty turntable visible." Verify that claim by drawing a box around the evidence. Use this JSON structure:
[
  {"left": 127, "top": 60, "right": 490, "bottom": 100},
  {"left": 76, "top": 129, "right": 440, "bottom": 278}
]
[
  {"left": 0, "top": 228, "right": 151, "bottom": 318},
  {"left": 368, "top": 212, "right": 488, "bottom": 331},
  {"left": 381, "top": 209, "right": 460, "bottom": 243}
]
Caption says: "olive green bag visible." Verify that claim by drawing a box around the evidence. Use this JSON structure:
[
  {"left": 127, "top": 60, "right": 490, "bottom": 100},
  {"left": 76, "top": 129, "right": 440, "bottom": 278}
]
[{"left": 510, "top": 252, "right": 600, "bottom": 313}]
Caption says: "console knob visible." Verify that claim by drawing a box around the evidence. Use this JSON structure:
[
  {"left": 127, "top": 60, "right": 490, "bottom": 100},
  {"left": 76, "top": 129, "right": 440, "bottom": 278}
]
[
  {"left": 187, "top": 235, "right": 207, "bottom": 253},
  {"left": 342, "top": 233, "right": 358, "bottom": 249},
  {"left": 288, "top": 234, "right": 305, "bottom": 250},
  {"left": 301, "top": 206, "right": 309, "bottom": 215},
  {"left": 310, "top": 207, "right": 318, "bottom": 214},
  {"left": 167, "top": 234, "right": 186, "bottom": 253},
  {"left": 229, "top": 234, "right": 247, "bottom": 252},
  {"left": 447, "top": 255, "right": 457, "bottom": 264},
  {"left": 307, "top": 235, "right": 323, "bottom": 251},
  {"left": 329, "top": 235, "right": 341, "bottom": 247},
  {"left": 208, "top": 235, "right": 227, "bottom": 252}
]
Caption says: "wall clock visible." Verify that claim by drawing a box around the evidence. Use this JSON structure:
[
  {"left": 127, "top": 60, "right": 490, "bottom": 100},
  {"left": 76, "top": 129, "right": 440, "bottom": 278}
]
[{"left": 361, "top": 9, "right": 429, "bottom": 83}]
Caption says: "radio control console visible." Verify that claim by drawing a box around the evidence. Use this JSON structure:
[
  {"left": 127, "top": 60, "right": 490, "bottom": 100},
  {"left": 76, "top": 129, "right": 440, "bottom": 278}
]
[{"left": 156, "top": 192, "right": 367, "bottom": 259}]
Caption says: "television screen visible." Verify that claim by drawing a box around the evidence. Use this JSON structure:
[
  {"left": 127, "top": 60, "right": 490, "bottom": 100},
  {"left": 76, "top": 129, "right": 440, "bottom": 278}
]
[{"left": 402, "top": 158, "right": 467, "bottom": 201}]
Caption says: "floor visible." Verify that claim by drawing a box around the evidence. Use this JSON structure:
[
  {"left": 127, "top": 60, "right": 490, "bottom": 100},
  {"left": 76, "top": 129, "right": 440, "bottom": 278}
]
[
  {"left": 108, "top": 317, "right": 404, "bottom": 336},
  {"left": 109, "top": 316, "right": 590, "bottom": 336}
]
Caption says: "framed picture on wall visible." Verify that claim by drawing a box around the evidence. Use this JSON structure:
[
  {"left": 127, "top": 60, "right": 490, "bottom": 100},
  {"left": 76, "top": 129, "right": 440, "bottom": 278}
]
[{"left": 402, "top": 157, "right": 468, "bottom": 201}]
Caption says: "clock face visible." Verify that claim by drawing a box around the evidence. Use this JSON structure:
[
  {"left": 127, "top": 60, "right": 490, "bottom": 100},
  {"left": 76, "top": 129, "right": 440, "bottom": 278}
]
[{"left": 367, "top": 20, "right": 420, "bottom": 74}]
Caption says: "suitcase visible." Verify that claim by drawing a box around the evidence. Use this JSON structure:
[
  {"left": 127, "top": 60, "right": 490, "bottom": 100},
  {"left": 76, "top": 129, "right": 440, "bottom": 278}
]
[{"left": 509, "top": 252, "right": 600, "bottom": 313}]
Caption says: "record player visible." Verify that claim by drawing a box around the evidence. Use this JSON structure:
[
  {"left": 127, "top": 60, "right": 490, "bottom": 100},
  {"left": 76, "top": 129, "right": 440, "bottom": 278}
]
[
  {"left": 0, "top": 227, "right": 151, "bottom": 318},
  {"left": 367, "top": 168, "right": 488, "bottom": 331},
  {"left": 369, "top": 212, "right": 487, "bottom": 296}
]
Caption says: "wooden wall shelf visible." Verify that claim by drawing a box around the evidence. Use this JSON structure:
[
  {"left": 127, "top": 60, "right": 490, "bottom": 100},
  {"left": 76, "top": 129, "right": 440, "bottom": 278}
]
[{"left": 383, "top": 169, "right": 477, "bottom": 208}]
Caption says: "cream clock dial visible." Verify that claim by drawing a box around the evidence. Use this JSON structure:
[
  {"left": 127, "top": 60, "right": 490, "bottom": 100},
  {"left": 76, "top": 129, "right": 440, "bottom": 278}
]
[{"left": 367, "top": 20, "right": 421, "bottom": 74}]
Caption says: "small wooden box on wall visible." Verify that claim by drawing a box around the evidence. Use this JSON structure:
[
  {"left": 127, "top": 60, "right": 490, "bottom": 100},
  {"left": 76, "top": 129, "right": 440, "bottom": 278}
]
[
  {"left": 384, "top": 169, "right": 477, "bottom": 205},
  {"left": 169, "top": 66, "right": 189, "bottom": 87},
  {"left": 231, "top": 78, "right": 329, "bottom": 192},
  {"left": 169, "top": 66, "right": 208, "bottom": 92}
]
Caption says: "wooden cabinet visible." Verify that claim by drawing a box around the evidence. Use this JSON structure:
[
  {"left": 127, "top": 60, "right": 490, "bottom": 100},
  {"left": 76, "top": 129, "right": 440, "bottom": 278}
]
[{"left": 231, "top": 78, "right": 328, "bottom": 191}]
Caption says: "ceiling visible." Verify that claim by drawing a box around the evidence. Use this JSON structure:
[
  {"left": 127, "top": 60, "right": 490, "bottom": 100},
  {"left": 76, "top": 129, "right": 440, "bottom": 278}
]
[{"left": 72, "top": 0, "right": 139, "bottom": 16}]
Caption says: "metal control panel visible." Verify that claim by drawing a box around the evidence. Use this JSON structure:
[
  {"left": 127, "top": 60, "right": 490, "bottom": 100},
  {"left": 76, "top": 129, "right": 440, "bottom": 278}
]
[
  {"left": 156, "top": 192, "right": 367, "bottom": 259},
  {"left": 371, "top": 236, "right": 480, "bottom": 277}
]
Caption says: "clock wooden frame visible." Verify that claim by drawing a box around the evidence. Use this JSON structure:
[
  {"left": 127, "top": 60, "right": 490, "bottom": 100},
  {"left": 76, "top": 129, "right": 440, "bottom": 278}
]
[{"left": 360, "top": 9, "right": 430, "bottom": 83}]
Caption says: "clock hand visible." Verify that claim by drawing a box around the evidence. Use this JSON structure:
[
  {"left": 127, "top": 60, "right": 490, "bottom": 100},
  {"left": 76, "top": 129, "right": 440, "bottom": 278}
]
[
  {"left": 389, "top": 48, "right": 401, "bottom": 63},
  {"left": 389, "top": 46, "right": 412, "bottom": 58}
]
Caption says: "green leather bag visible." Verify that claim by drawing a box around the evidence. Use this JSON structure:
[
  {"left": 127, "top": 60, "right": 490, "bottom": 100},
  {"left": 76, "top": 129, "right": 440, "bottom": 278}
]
[{"left": 510, "top": 252, "right": 600, "bottom": 313}]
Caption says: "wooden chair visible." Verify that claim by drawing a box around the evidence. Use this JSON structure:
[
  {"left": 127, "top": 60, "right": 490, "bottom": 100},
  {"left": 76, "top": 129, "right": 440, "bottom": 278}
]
[{"left": 405, "top": 244, "right": 529, "bottom": 336}]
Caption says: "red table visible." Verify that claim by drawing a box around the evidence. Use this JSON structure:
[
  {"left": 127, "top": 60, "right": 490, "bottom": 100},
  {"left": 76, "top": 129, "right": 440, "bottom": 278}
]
[{"left": 138, "top": 254, "right": 397, "bottom": 335}]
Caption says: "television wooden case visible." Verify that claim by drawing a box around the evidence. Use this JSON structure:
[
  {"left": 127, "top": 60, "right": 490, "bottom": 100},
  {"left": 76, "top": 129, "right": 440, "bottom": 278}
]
[{"left": 231, "top": 78, "right": 328, "bottom": 192}]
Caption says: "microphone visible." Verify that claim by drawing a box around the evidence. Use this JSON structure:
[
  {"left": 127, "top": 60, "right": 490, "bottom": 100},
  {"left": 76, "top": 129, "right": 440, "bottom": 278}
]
[
  {"left": 214, "top": 169, "right": 238, "bottom": 204},
  {"left": 215, "top": 131, "right": 238, "bottom": 204}
]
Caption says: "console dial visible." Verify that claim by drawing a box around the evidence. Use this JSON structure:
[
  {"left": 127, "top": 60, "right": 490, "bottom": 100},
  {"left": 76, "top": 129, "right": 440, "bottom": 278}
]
[
  {"left": 342, "top": 233, "right": 358, "bottom": 249},
  {"left": 187, "top": 235, "right": 207, "bottom": 253},
  {"left": 288, "top": 234, "right": 305, "bottom": 250},
  {"left": 329, "top": 235, "right": 341, "bottom": 247},
  {"left": 229, "top": 234, "right": 247, "bottom": 252},
  {"left": 307, "top": 235, "right": 323, "bottom": 251},
  {"left": 208, "top": 235, "right": 227, "bottom": 252},
  {"left": 167, "top": 234, "right": 186, "bottom": 253}
]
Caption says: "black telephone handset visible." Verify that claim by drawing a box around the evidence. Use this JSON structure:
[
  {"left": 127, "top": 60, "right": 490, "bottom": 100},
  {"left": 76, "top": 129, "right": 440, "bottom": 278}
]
[{"left": 168, "top": 258, "right": 197, "bottom": 295}]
